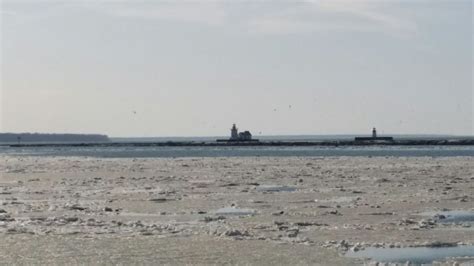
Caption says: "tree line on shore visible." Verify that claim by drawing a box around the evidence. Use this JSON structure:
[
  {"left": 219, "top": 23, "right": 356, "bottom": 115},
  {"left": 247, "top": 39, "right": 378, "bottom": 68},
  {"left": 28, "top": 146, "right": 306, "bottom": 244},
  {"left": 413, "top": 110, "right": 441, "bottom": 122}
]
[{"left": 0, "top": 133, "right": 110, "bottom": 143}]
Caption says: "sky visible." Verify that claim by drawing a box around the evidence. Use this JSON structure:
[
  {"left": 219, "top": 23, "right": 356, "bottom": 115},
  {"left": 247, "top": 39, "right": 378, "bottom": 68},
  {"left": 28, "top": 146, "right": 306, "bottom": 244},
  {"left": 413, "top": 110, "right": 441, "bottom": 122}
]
[{"left": 1, "top": 0, "right": 472, "bottom": 137}]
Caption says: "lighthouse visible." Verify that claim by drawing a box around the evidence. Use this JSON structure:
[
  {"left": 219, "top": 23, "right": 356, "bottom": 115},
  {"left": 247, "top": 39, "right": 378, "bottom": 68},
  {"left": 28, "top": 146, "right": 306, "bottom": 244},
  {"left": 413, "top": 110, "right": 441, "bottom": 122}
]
[
  {"left": 372, "top": 127, "right": 377, "bottom": 138},
  {"left": 231, "top": 124, "right": 238, "bottom": 140},
  {"left": 217, "top": 124, "right": 258, "bottom": 142},
  {"left": 355, "top": 127, "right": 393, "bottom": 142}
]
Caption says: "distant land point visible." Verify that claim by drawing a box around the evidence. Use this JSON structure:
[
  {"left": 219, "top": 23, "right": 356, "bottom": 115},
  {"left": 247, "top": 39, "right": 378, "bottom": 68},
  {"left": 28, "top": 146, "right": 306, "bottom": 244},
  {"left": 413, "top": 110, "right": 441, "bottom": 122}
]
[{"left": 0, "top": 133, "right": 110, "bottom": 143}]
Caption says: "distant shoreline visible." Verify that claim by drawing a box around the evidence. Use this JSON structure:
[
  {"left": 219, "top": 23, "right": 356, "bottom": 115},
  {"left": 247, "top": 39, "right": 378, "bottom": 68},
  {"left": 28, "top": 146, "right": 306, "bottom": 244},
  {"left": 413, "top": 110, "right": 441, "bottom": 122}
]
[
  {"left": 0, "top": 133, "right": 110, "bottom": 143},
  {"left": 5, "top": 138, "right": 474, "bottom": 147}
]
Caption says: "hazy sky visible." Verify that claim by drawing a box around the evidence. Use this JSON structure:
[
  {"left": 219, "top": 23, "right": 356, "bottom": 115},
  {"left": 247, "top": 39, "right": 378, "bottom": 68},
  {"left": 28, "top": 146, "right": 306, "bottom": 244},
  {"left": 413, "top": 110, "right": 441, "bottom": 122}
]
[{"left": 1, "top": 0, "right": 472, "bottom": 137}]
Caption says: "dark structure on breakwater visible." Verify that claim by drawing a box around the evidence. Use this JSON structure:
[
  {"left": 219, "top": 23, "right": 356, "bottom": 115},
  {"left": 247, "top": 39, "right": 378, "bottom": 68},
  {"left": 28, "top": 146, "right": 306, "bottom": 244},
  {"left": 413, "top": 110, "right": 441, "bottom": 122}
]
[
  {"left": 217, "top": 124, "right": 259, "bottom": 142},
  {"left": 355, "top": 128, "right": 394, "bottom": 142}
]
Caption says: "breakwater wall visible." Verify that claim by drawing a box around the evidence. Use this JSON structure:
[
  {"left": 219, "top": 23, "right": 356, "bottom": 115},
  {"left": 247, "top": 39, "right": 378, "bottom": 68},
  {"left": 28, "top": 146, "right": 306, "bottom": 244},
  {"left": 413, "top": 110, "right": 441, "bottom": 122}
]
[{"left": 6, "top": 139, "right": 474, "bottom": 148}]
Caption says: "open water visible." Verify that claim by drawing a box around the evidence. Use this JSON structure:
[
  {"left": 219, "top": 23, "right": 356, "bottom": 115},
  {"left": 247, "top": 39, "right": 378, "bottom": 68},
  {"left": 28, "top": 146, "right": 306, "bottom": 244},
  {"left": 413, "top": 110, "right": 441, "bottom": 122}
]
[{"left": 0, "top": 145, "right": 473, "bottom": 158}]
